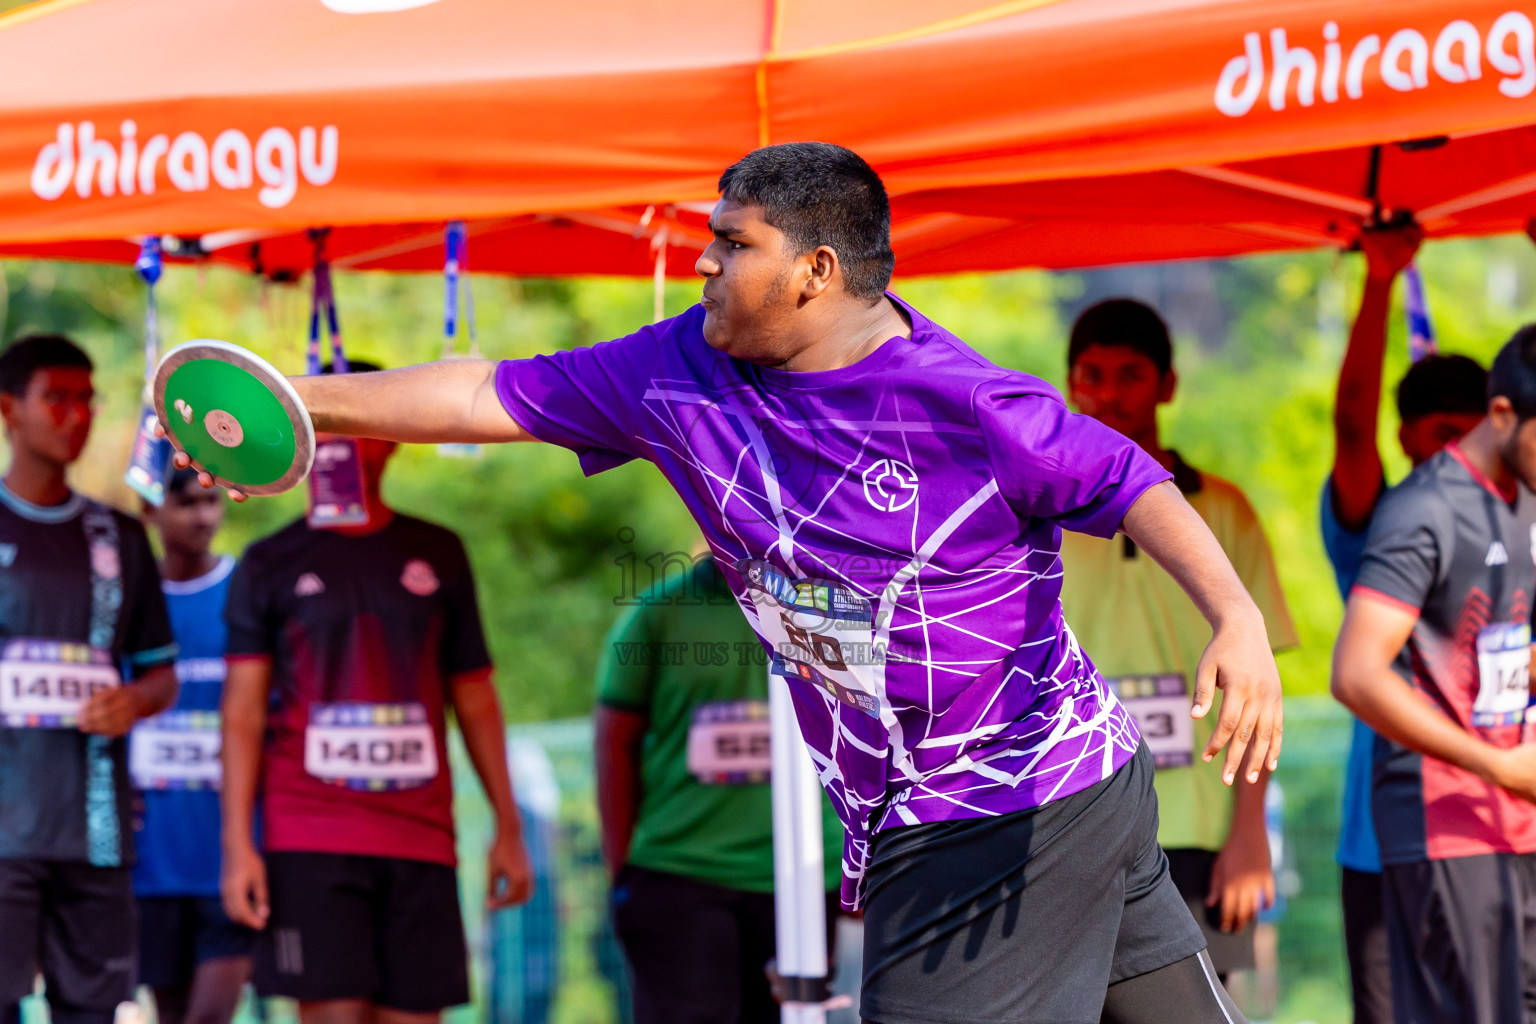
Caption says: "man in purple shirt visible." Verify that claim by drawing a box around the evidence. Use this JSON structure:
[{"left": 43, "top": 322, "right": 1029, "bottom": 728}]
[{"left": 183, "top": 143, "right": 1280, "bottom": 1024}]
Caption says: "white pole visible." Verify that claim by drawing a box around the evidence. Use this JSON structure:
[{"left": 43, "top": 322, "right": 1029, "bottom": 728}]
[{"left": 770, "top": 669, "right": 829, "bottom": 1024}]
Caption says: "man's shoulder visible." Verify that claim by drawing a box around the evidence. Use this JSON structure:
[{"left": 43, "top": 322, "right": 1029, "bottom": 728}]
[
  {"left": 240, "top": 517, "right": 312, "bottom": 563},
  {"left": 94, "top": 501, "right": 150, "bottom": 541},
  {"left": 390, "top": 513, "right": 467, "bottom": 553},
  {"left": 1369, "top": 464, "right": 1458, "bottom": 538},
  {"left": 1186, "top": 468, "right": 1259, "bottom": 524}
]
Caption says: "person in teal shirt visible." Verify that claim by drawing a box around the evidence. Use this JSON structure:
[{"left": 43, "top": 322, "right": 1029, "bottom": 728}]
[{"left": 595, "top": 553, "right": 841, "bottom": 1024}]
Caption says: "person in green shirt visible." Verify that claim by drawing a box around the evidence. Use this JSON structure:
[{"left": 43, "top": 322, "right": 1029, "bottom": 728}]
[
  {"left": 595, "top": 552, "right": 842, "bottom": 1024},
  {"left": 1058, "top": 299, "right": 1298, "bottom": 982}
]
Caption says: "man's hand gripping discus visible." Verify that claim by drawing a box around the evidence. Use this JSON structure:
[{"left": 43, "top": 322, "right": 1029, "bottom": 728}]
[{"left": 152, "top": 340, "right": 315, "bottom": 501}]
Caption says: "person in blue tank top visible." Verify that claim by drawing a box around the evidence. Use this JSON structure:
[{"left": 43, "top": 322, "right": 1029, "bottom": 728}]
[
  {"left": 132, "top": 467, "right": 252, "bottom": 1024},
  {"left": 1324, "top": 226, "right": 1486, "bottom": 1024}
]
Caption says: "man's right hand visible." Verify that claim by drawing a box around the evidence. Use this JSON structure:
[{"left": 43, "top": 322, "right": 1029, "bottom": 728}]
[
  {"left": 222, "top": 841, "right": 270, "bottom": 929},
  {"left": 1487, "top": 744, "right": 1536, "bottom": 804},
  {"left": 1360, "top": 224, "right": 1424, "bottom": 282}
]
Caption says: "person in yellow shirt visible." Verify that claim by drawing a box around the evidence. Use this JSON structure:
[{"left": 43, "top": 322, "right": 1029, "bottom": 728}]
[{"left": 1058, "top": 299, "right": 1298, "bottom": 983}]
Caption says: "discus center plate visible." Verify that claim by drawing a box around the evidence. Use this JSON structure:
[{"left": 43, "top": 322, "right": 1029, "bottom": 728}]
[
  {"left": 203, "top": 409, "right": 245, "bottom": 448},
  {"left": 152, "top": 340, "right": 315, "bottom": 496}
]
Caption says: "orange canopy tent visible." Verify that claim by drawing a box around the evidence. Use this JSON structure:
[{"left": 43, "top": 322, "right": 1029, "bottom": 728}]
[{"left": 0, "top": 0, "right": 1535, "bottom": 274}]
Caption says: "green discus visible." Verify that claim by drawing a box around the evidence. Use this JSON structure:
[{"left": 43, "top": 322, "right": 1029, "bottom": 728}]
[{"left": 153, "top": 340, "right": 314, "bottom": 496}]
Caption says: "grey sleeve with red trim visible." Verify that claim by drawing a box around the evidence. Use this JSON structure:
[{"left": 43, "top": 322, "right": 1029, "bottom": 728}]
[{"left": 1352, "top": 481, "right": 1456, "bottom": 612}]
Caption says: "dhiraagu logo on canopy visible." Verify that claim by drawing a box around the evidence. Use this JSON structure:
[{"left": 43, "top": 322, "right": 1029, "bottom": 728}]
[
  {"left": 1215, "top": 12, "right": 1536, "bottom": 116},
  {"left": 31, "top": 121, "right": 338, "bottom": 209}
]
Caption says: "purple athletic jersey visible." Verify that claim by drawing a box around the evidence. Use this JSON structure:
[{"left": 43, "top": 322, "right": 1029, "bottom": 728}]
[{"left": 497, "top": 294, "right": 1170, "bottom": 908}]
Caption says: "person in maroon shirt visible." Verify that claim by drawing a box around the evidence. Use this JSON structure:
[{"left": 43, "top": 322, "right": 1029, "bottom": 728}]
[{"left": 219, "top": 361, "right": 532, "bottom": 1024}]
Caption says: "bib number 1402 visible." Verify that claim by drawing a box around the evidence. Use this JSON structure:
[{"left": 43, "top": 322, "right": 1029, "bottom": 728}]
[{"left": 304, "top": 702, "right": 439, "bottom": 791}]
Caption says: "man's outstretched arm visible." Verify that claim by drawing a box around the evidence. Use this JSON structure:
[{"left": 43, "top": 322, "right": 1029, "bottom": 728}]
[
  {"left": 289, "top": 359, "right": 531, "bottom": 444},
  {"left": 1120, "top": 481, "right": 1284, "bottom": 786}
]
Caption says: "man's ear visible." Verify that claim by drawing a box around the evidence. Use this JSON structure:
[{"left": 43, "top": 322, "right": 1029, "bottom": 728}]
[
  {"left": 1157, "top": 368, "right": 1178, "bottom": 405},
  {"left": 803, "top": 245, "right": 840, "bottom": 299},
  {"left": 0, "top": 391, "right": 16, "bottom": 428},
  {"left": 1489, "top": 395, "right": 1519, "bottom": 435}
]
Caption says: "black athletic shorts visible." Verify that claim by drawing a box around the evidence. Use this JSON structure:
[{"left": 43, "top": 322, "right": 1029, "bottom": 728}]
[
  {"left": 0, "top": 859, "right": 137, "bottom": 1010},
  {"left": 1383, "top": 852, "right": 1536, "bottom": 1024},
  {"left": 137, "top": 895, "right": 256, "bottom": 990},
  {"left": 253, "top": 851, "right": 469, "bottom": 1012},
  {"left": 1164, "top": 847, "right": 1256, "bottom": 977},
  {"left": 611, "top": 864, "right": 840, "bottom": 1024},
  {"left": 860, "top": 743, "right": 1206, "bottom": 1024}
]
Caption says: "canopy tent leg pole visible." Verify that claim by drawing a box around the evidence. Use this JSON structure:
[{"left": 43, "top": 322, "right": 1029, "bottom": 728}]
[{"left": 770, "top": 669, "right": 830, "bottom": 1024}]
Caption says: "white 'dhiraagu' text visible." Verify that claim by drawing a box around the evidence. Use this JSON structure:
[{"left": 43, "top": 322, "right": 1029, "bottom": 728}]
[
  {"left": 31, "top": 122, "right": 338, "bottom": 209},
  {"left": 1216, "top": 12, "right": 1536, "bottom": 116}
]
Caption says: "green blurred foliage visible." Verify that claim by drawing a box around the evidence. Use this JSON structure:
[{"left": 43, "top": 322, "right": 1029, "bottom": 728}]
[{"left": 8, "top": 236, "right": 1536, "bottom": 722}]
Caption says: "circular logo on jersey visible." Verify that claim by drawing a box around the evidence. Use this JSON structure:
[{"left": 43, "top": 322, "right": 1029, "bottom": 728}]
[
  {"left": 400, "top": 559, "right": 440, "bottom": 596},
  {"left": 862, "top": 458, "right": 919, "bottom": 512}
]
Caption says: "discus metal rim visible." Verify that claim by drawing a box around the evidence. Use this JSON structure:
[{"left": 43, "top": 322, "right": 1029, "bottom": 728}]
[{"left": 152, "top": 339, "right": 315, "bottom": 496}]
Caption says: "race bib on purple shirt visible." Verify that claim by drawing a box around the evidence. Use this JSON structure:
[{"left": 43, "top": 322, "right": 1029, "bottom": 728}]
[{"left": 740, "top": 559, "right": 881, "bottom": 718}]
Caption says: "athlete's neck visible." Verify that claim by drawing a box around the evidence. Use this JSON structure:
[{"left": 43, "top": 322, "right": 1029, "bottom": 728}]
[
  {"left": 1456, "top": 421, "right": 1518, "bottom": 501},
  {"left": 161, "top": 547, "right": 221, "bottom": 584},
  {"left": 2, "top": 449, "right": 71, "bottom": 507},
  {"left": 770, "top": 297, "right": 912, "bottom": 373}
]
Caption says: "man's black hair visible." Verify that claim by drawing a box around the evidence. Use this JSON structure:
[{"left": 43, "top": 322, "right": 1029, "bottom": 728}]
[
  {"left": 321, "top": 359, "right": 383, "bottom": 375},
  {"left": 1067, "top": 299, "right": 1173, "bottom": 376},
  {"left": 0, "top": 334, "right": 93, "bottom": 396},
  {"left": 717, "top": 142, "right": 894, "bottom": 301},
  {"left": 164, "top": 465, "right": 203, "bottom": 499},
  {"left": 1396, "top": 353, "right": 1488, "bottom": 422},
  {"left": 1488, "top": 326, "right": 1536, "bottom": 419}
]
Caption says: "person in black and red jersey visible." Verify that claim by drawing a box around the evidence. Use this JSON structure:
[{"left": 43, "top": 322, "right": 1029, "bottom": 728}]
[
  {"left": 219, "top": 360, "right": 533, "bottom": 1024},
  {"left": 1334, "top": 326, "right": 1536, "bottom": 1024}
]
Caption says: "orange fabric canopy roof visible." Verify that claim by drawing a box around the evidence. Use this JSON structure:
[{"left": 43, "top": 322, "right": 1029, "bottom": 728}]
[{"left": 0, "top": 0, "right": 1534, "bottom": 273}]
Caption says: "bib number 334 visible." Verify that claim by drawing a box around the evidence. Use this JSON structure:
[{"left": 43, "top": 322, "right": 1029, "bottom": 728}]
[{"left": 304, "top": 701, "right": 439, "bottom": 791}]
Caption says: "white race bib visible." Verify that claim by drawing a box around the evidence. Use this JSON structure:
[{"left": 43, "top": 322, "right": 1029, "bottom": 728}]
[
  {"left": 304, "top": 701, "right": 439, "bottom": 790},
  {"left": 1474, "top": 622, "right": 1531, "bottom": 728},
  {"left": 0, "top": 638, "right": 120, "bottom": 728},
  {"left": 1109, "top": 674, "right": 1194, "bottom": 769},
  {"left": 738, "top": 559, "right": 882, "bottom": 718},
  {"left": 130, "top": 710, "right": 222, "bottom": 790},
  {"left": 687, "top": 700, "right": 772, "bottom": 784}
]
